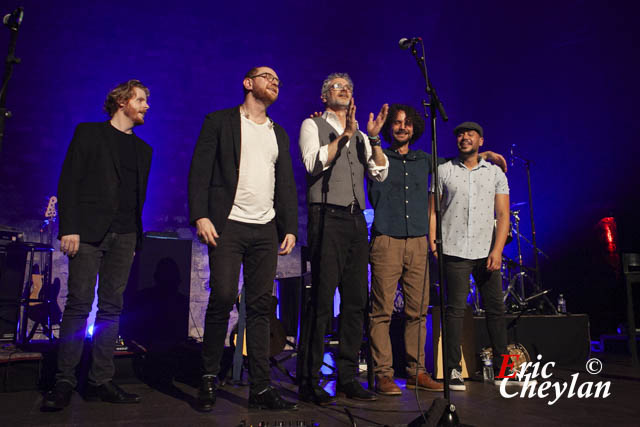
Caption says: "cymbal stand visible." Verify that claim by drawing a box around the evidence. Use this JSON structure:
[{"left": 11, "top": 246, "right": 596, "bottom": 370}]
[
  {"left": 503, "top": 211, "right": 551, "bottom": 312},
  {"left": 515, "top": 231, "right": 550, "bottom": 260},
  {"left": 503, "top": 211, "right": 527, "bottom": 308},
  {"left": 510, "top": 146, "right": 557, "bottom": 314}
]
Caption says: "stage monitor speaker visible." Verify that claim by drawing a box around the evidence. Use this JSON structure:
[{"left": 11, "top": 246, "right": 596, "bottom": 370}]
[
  {"left": 0, "top": 247, "right": 28, "bottom": 341},
  {"left": 121, "top": 235, "right": 192, "bottom": 350}
]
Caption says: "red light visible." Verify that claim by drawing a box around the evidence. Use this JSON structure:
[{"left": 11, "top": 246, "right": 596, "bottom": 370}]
[
  {"left": 596, "top": 217, "right": 620, "bottom": 278},
  {"left": 597, "top": 217, "right": 617, "bottom": 253}
]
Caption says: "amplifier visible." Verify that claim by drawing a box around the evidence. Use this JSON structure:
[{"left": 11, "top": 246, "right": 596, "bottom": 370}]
[{"left": 0, "top": 225, "right": 24, "bottom": 246}]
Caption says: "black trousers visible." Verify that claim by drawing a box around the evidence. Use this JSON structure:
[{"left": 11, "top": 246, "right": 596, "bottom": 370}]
[
  {"left": 300, "top": 205, "right": 369, "bottom": 385},
  {"left": 56, "top": 232, "right": 137, "bottom": 387},
  {"left": 201, "top": 219, "right": 278, "bottom": 392},
  {"left": 444, "top": 255, "right": 508, "bottom": 371}
]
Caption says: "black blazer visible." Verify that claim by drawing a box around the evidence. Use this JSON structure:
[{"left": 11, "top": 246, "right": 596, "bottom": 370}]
[
  {"left": 57, "top": 121, "right": 153, "bottom": 246},
  {"left": 188, "top": 106, "right": 298, "bottom": 241}
]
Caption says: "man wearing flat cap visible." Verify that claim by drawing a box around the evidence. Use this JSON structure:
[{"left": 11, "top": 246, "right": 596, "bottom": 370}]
[
  {"left": 369, "top": 111, "right": 506, "bottom": 395},
  {"left": 429, "top": 121, "right": 515, "bottom": 391}
]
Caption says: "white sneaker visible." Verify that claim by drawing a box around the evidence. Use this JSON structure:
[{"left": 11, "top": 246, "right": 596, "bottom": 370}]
[{"left": 449, "top": 369, "right": 466, "bottom": 391}]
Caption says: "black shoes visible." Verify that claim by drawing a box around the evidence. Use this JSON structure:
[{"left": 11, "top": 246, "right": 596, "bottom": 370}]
[
  {"left": 248, "top": 385, "right": 298, "bottom": 410},
  {"left": 298, "top": 383, "right": 336, "bottom": 406},
  {"left": 196, "top": 376, "right": 218, "bottom": 412},
  {"left": 85, "top": 381, "right": 141, "bottom": 404},
  {"left": 42, "top": 381, "right": 73, "bottom": 411},
  {"left": 42, "top": 381, "right": 139, "bottom": 410},
  {"left": 336, "top": 380, "right": 377, "bottom": 401}
]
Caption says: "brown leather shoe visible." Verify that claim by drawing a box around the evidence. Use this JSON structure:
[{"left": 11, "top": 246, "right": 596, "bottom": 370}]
[
  {"left": 375, "top": 376, "right": 402, "bottom": 396},
  {"left": 406, "top": 372, "right": 444, "bottom": 391}
]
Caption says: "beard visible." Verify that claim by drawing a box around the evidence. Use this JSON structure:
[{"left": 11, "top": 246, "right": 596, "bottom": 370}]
[
  {"left": 253, "top": 85, "right": 278, "bottom": 106},
  {"left": 458, "top": 143, "right": 479, "bottom": 159},
  {"left": 390, "top": 130, "right": 412, "bottom": 149},
  {"left": 393, "top": 131, "right": 411, "bottom": 142},
  {"left": 327, "top": 97, "right": 350, "bottom": 110},
  {"left": 124, "top": 103, "right": 145, "bottom": 126}
]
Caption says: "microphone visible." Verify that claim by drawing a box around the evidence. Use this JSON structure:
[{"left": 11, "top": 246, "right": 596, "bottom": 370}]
[
  {"left": 398, "top": 37, "right": 421, "bottom": 50},
  {"left": 3, "top": 7, "right": 24, "bottom": 30}
]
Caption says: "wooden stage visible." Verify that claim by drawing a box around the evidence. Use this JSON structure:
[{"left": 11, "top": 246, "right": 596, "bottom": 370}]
[{"left": 0, "top": 348, "right": 638, "bottom": 426}]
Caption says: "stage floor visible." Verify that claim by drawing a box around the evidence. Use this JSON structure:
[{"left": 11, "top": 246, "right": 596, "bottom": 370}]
[{"left": 0, "top": 352, "right": 638, "bottom": 426}]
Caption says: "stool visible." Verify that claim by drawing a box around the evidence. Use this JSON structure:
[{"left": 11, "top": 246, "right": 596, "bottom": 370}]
[{"left": 8, "top": 241, "right": 54, "bottom": 345}]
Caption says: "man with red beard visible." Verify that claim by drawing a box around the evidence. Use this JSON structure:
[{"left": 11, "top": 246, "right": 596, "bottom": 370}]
[
  {"left": 189, "top": 66, "right": 298, "bottom": 411},
  {"left": 43, "top": 80, "right": 152, "bottom": 410}
]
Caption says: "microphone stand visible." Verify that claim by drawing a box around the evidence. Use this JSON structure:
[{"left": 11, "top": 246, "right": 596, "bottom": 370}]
[
  {"left": 0, "top": 7, "right": 24, "bottom": 161},
  {"left": 511, "top": 150, "right": 557, "bottom": 314},
  {"left": 407, "top": 40, "right": 460, "bottom": 427}
]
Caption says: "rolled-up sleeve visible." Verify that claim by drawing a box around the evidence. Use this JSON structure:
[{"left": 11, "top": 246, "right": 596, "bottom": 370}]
[
  {"left": 363, "top": 133, "right": 389, "bottom": 182},
  {"left": 299, "top": 118, "right": 329, "bottom": 176}
]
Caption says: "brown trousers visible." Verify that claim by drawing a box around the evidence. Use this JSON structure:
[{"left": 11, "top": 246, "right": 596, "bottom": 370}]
[{"left": 369, "top": 235, "right": 430, "bottom": 378}]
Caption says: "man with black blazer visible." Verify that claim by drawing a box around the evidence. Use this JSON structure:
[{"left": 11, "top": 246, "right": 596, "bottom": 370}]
[
  {"left": 188, "top": 66, "right": 298, "bottom": 411},
  {"left": 43, "top": 80, "right": 152, "bottom": 411}
]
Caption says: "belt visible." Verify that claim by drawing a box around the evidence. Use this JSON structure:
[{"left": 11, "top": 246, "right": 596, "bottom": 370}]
[{"left": 311, "top": 202, "right": 362, "bottom": 215}]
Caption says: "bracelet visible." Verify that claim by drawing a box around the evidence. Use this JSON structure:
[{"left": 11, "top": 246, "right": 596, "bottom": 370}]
[{"left": 368, "top": 135, "right": 381, "bottom": 146}]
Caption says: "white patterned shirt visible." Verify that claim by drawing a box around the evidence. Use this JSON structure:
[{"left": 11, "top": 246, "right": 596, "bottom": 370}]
[{"left": 435, "top": 157, "right": 509, "bottom": 260}]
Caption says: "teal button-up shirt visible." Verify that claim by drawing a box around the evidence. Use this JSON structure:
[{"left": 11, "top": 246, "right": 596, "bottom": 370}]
[{"left": 369, "top": 148, "right": 443, "bottom": 237}]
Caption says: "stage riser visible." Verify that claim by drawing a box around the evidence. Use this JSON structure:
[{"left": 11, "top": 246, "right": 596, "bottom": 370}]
[
  {"left": 0, "top": 347, "right": 140, "bottom": 393},
  {"left": 391, "top": 312, "right": 591, "bottom": 377},
  {"left": 474, "top": 314, "right": 591, "bottom": 366}
]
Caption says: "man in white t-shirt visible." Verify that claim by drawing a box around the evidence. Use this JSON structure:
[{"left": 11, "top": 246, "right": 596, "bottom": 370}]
[{"left": 188, "top": 66, "right": 298, "bottom": 411}]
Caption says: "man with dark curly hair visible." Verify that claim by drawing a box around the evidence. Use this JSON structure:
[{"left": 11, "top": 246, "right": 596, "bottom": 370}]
[
  {"left": 43, "top": 80, "right": 152, "bottom": 411},
  {"left": 368, "top": 104, "right": 506, "bottom": 395}
]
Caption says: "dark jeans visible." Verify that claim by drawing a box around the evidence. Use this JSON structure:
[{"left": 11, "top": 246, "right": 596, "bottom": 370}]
[
  {"left": 444, "top": 255, "right": 507, "bottom": 371},
  {"left": 201, "top": 219, "right": 278, "bottom": 392},
  {"left": 56, "top": 232, "right": 137, "bottom": 387},
  {"left": 299, "top": 205, "right": 369, "bottom": 385}
]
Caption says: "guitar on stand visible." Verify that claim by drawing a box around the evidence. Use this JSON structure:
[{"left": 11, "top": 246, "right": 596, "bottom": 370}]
[{"left": 25, "top": 196, "right": 60, "bottom": 340}]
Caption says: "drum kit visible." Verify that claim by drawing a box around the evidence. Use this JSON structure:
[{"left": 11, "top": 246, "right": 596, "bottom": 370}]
[
  {"left": 469, "top": 145, "right": 557, "bottom": 315},
  {"left": 468, "top": 202, "right": 554, "bottom": 315}
]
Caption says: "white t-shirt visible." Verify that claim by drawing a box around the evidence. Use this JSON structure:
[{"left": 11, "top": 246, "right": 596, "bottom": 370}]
[{"left": 227, "top": 115, "right": 279, "bottom": 224}]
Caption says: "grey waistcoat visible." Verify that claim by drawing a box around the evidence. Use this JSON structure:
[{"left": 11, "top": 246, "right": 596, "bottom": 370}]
[{"left": 306, "top": 117, "right": 367, "bottom": 208}]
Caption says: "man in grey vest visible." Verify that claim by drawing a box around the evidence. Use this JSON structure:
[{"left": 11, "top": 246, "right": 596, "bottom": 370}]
[{"left": 297, "top": 72, "right": 389, "bottom": 404}]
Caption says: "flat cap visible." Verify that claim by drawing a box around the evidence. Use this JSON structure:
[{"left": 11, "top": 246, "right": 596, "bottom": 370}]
[{"left": 453, "top": 121, "right": 483, "bottom": 137}]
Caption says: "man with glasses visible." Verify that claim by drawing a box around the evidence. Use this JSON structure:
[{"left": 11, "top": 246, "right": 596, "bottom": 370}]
[
  {"left": 189, "top": 66, "right": 298, "bottom": 411},
  {"left": 297, "top": 72, "right": 389, "bottom": 404}
]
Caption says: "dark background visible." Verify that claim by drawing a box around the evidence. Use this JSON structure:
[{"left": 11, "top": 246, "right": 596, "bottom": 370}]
[{"left": 0, "top": 0, "right": 637, "bottom": 336}]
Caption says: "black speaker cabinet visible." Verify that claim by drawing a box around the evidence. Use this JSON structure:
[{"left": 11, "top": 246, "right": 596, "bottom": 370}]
[
  {"left": 0, "top": 247, "right": 28, "bottom": 341},
  {"left": 121, "top": 235, "right": 192, "bottom": 350}
]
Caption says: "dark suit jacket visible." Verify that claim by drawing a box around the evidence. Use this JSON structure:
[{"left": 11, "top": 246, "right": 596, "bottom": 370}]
[
  {"left": 57, "top": 121, "right": 153, "bottom": 246},
  {"left": 188, "top": 106, "right": 298, "bottom": 241}
]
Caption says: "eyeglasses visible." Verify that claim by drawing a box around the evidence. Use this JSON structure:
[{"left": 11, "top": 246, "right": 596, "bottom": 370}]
[
  {"left": 249, "top": 73, "right": 282, "bottom": 88},
  {"left": 329, "top": 82, "right": 353, "bottom": 92}
]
